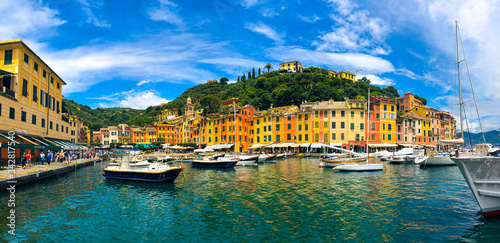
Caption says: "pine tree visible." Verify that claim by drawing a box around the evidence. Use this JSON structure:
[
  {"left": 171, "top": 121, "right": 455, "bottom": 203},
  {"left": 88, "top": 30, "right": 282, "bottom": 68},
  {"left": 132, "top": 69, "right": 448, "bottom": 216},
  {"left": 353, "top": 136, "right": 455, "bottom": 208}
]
[
  {"left": 258, "top": 68, "right": 261, "bottom": 76},
  {"left": 242, "top": 74, "right": 246, "bottom": 82},
  {"left": 248, "top": 71, "right": 251, "bottom": 79},
  {"left": 237, "top": 76, "right": 240, "bottom": 82},
  {"left": 252, "top": 68, "right": 255, "bottom": 79}
]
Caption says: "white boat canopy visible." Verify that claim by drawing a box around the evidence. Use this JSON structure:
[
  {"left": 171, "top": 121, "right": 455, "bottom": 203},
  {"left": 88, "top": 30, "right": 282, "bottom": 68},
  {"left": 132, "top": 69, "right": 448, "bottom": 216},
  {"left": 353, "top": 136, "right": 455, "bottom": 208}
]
[
  {"left": 311, "top": 143, "right": 323, "bottom": 149},
  {"left": 439, "top": 138, "right": 464, "bottom": 144},
  {"left": 368, "top": 143, "right": 397, "bottom": 148},
  {"left": 300, "top": 143, "right": 311, "bottom": 148}
]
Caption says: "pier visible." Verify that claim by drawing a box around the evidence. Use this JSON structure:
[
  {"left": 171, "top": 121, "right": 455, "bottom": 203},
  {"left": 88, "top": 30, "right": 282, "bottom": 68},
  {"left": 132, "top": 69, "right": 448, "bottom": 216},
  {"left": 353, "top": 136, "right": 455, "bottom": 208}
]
[{"left": 0, "top": 158, "right": 101, "bottom": 191}]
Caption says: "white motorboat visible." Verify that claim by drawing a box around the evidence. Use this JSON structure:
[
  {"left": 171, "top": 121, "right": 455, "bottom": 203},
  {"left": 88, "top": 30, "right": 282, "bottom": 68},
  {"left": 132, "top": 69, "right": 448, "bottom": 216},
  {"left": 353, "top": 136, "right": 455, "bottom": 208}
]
[
  {"left": 414, "top": 155, "right": 427, "bottom": 164},
  {"left": 258, "top": 154, "right": 276, "bottom": 163},
  {"left": 452, "top": 156, "right": 500, "bottom": 217},
  {"left": 225, "top": 154, "right": 259, "bottom": 166},
  {"left": 333, "top": 163, "right": 384, "bottom": 172}
]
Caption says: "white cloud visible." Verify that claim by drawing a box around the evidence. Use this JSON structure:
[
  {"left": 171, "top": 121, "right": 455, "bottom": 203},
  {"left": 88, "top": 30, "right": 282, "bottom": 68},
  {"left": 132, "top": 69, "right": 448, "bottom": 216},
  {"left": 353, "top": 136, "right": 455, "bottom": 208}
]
[
  {"left": 94, "top": 90, "right": 170, "bottom": 109},
  {"left": 244, "top": 22, "right": 284, "bottom": 43},
  {"left": 29, "top": 33, "right": 223, "bottom": 94},
  {"left": 0, "top": 0, "right": 66, "bottom": 40},
  {"left": 241, "top": 0, "right": 261, "bottom": 8},
  {"left": 363, "top": 74, "right": 395, "bottom": 86},
  {"left": 260, "top": 7, "right": 279, "bottom": 17},
  {"left": 299, "top": 15, "right": 320, "bottom": 23},
  {"left": 137, "top": 80, "right": 152, "bottom": 86},
  {"left": 77, "top": 0, "right": 111, "bottom": 27},
  {"left": 267, "top": 46, "right": 395, "bottom": 73},
  {"left": 315, "top": 0, "right": 390, "bottom": 54},
  {"left": 148, "top": 0, "right": 184, "bottom": 27}
]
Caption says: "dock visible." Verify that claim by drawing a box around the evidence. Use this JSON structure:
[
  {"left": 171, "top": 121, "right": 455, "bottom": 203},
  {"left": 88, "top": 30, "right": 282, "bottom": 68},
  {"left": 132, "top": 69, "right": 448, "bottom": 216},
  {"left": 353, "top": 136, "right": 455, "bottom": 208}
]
[{"left": 0, "top": 158, "right": 101, "bottom": 191}]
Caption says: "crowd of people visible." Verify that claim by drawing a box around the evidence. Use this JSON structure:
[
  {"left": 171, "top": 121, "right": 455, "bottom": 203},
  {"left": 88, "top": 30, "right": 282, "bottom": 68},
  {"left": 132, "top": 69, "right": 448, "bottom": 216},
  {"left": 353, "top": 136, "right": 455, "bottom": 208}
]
[{"left": 20, "top": 150, "right": 109, "bottom": 169}]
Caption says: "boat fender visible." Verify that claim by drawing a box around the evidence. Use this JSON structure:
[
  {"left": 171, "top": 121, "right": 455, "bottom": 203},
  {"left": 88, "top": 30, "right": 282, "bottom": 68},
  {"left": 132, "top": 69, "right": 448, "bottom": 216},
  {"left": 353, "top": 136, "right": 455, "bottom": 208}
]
[
  {"left": 181, "top": 165, "right": 185, "bottom": 170},
  {"left": 430, "top": 151, "right": 434, "bottom": 157}
]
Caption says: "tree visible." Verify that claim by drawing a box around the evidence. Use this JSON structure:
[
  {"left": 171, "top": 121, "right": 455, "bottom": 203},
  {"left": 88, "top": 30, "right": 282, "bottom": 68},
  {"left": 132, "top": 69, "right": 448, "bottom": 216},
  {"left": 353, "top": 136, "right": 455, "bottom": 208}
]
[
  {"left": 258, "top": 68, "right": 261, "bottom": 76},
  {"left": 264, "top": 63, "right": 273, "bottom": 74},
  {"left": 279, "top": 69, "right": 287, "bottom": 74},
  {"left": 237, "top": 76, "right": 240, "bottom": 82},
  {"left": 414, "top": 94, "right": 427, "bottom": 105},
  {"left": 383, "top": 86, "right": 400, "bottom": 98},
  {"left": 248, "top": 71, "right": 251, "bottom": 79},
  {"left": 252, "top": 68, "right": 255, "bottom": 79},
  {"left": 241, "top": 74, "right": 246, "bottom": 82},
  {"left": 220, "top": 77, "right": 229, "bottom": 85}
]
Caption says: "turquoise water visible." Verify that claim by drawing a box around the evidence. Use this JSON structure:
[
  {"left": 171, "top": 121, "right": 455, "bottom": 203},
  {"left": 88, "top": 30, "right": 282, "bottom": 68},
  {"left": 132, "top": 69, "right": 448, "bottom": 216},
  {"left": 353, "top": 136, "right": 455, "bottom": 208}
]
[{"left": 1, "top": 158, "right": 499, "bottom": 242}]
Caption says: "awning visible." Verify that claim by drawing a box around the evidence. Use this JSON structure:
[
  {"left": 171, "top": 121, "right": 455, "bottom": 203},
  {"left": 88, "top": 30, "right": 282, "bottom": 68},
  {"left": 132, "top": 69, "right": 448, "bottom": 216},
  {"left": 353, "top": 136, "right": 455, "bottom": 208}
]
[
  {"left": 330, "top": 143, "right": 343, "bottom": 146},
  {"left": 161, "top": 143, "right": 171, "bottom": 147},
  {"left": 439, "top": 138, "right": 464, "bottom": 144},
  {"left": 0, "top": 69, "right": 13, "bottom": 76},
  {"left": 397, "top": 143, "right": 420, "bottom": 147},
  {"left": 194, "top": 148, "right": 214, "bottom": 153},
  {"left": 368, "top": 143, "right": 398, "bottom": 148},
  {"left": 266, "top": 143, "right": 279, "bottom": 148},
  {"left": 0, "top": 133, "right": 61, "bottom": 150},
  {"left": 250, "top": 144, "right": 267, "bottom": 149},
  {"left": 300, "top": 143, "right": 311, "bottom": 148},
  {"left": 310, "top": 143, "right": 323, "bottom": 148},
  {"left": 45, "top": 137, "right": 88, "bottom": 150},
  {"left": 290, "top": 143, "right": 301, "bottom": 147},
  {"left": 423, "top": 145, "right": 437, "bottom": 147},
  {"left": 276, "top": 142, "right": 295, "bottom": 148}
]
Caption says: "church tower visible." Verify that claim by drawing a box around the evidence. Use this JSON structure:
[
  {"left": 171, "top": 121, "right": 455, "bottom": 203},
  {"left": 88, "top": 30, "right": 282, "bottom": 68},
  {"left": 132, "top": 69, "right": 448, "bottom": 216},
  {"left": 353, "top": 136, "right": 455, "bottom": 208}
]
[{"left": 185, "top": 97, "right": 194, "bottom": 116}]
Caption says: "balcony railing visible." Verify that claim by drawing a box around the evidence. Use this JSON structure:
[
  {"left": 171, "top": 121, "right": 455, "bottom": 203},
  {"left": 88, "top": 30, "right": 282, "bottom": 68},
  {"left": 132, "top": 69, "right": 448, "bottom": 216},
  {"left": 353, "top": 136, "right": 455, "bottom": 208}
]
[{"left": 0, "top": 85, "right": 16, "bottom": 100}]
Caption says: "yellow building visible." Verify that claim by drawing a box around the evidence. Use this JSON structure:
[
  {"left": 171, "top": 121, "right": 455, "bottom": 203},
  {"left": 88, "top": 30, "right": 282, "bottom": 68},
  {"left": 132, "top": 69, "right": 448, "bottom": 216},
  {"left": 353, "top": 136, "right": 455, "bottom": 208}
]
[
  {"left": 346, "top": 99, "right": 367, "bottom": 152},
  {"left": 410, "top": 106, "right": 433, "bottom": 144},
  {"left": 207, "top": 79, "right": 217, "bottom": 84},
  {"left": 279, "top": 61, "right": 303, "bottom": 73},
  {"left": 326, "top": 70, "right": 356, "bottom": 82},
  {"left": 158, "top": 108, "right": 179, "bottom": 121},
  {"left": 156, "top": 121, "right": 176, "bottom": 144},
  {"left": 0, "top": 39, "right": 69, "bottom": 140},
  {"left": 296, "top": 102, "right": 314, "bottom": 144},
  {"left": 311, "top": 100, "right": 349, "bottom": 147},
  {"left": 376, "top": 97, "right": 397, "bottom": 144}
]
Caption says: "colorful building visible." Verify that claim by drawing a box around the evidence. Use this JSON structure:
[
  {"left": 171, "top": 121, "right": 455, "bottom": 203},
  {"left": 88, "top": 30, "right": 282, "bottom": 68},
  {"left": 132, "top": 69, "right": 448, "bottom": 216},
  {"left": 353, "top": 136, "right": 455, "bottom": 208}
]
[
  {"left": 398, "top": 92, "right": 423, "bottom": 112},
  {"left": 279, "top": 61, "right": 303, "bottom": 73},
  {"left": 156, "top": 121, "right": 176, "bottom": 144},
  {"left": 346, "top": 99, "right": 367, "bottom": 152}
]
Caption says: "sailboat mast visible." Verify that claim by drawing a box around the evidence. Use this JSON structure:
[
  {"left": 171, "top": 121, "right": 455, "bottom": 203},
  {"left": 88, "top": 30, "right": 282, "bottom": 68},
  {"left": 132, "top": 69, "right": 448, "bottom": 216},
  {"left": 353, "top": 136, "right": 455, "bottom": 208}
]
[
  {"left": 456, "top": 20, "right": 464, "bottom": 143},
  {"left": 366, "top": 88, "right": 370, "bottom": 155}
]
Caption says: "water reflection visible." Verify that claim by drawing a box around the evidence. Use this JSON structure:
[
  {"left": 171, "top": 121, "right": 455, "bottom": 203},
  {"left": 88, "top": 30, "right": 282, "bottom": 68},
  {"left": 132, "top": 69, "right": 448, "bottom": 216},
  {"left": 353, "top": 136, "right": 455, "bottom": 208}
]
[{"left": 1, "top": 157, "right": 498, "bottom": 241}]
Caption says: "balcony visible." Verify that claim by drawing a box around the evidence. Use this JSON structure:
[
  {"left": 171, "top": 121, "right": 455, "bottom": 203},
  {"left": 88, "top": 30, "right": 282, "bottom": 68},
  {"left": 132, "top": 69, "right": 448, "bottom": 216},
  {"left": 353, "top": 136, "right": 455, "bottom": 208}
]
[{"left": 0, "top": 85, "right": 16, "bottom": 100}]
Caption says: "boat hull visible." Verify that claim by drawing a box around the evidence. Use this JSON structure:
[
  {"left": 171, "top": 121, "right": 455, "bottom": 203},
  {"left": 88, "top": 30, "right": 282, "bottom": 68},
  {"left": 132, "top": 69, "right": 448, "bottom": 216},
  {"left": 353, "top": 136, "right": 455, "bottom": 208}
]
[
  {"left": 420, "top": 155, "right": 456, "bottom": 167},
  {"left": 334, "top": 163, "right": 384, "bottom": 172},
  {"left": 192, "top": 160, "right": 238, "bottom": 168},
  {"left": 452, "top": 157, "right": 500, "bottom": 217},
  {"left": 103, "top": 167, "right": 183, "bottom": 183},
  {"left": 319, "top": 157, "right": 367, "bottom": 167}
]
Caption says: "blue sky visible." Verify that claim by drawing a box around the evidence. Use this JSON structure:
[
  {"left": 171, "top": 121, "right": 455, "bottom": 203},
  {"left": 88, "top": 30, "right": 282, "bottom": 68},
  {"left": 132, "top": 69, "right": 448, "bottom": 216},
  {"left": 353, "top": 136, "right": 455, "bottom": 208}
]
[{"left": 2, "top": 0, "right": 500, "bottom": 132}]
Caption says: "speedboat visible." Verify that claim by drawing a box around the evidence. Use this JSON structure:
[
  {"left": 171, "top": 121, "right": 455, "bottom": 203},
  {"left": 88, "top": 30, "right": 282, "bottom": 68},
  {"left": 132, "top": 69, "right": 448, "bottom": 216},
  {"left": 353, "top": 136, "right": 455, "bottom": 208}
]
[
  {"left": 258, "top": 154, "right": 276, "bottom": 163},
  {"left": 333, "top": 163, "right": 384, "bottom": 172},
  {"left": 319, "top": 155, "right": 367, "bottom": 168},
  {"left": 451, "top": 156, "right": 500, "bottom": 217},
  {"left": 235, "top": 155, "right": 259, "bottom": 166},
  {"left": 192, "top": 156, "right": 238, "bottom": 168},
  {"left": 103, "top": 152, "right": 184, "bottom": 183},
  {"left": 276, "top": 153, "right": 286, "bottom": 160}
]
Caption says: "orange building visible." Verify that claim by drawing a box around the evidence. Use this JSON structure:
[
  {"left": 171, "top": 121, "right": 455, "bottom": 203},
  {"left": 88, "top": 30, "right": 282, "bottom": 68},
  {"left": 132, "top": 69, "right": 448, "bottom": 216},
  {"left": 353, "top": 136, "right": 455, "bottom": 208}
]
[
  {"left": 398, "top": 92, "right": 423, "bottom": 112},
  {"left": 156, "top": 122, "right": 176, "bottom": 144}
]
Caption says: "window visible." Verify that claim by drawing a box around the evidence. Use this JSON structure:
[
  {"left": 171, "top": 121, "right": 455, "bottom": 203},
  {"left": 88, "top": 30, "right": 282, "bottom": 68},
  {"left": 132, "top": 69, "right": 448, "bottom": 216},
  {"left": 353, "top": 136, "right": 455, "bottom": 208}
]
[
  {"left": 388, "top": 124, "right": 392, "bottom": 130},
  {"left": 257, "top": 119, "right": 260, "bottom": 125},
  {"left": 56, "top": 101, "right": 60, "bottom": 113},
  {"left": 341, "top": 111, "right": 345, "bottom": 117},
  {"left": 4, "top": 50, "right": 12, "bottom": 65},
  {"left": 268, "top": 125, "right": 271, "bottom": 131},
  {"left": 257, "top": 137, "right": 260, "bottom": 143},
  {"left": 305, "top": 114, "right": 308, "bottom": 120},
  {"left": 21, "top": 111, "right": 26, "bottom": 122},
  {"left": 257, "top": 128, "right": 260, "bottom": 134},
  {"left": 332, "top": 110, "right": 336, "bottom": 117},
  {"left": 276, "top": 117, "right": 279, "bottom": 122},
  {"left": 360, "top": 123, "right": 364, "bottom": 130},
  {"left": 298, "top": 134, "right": 302, "bottom": 141},
  {"left": 383, "top": 123, "right": 385, "bottom": 130},
  {"left": 34, "top": 62, "right": 39, "bottom": 71},
  {"left": 371, "top": 123, "right": 376, "bottom": 130},
  {"left": 263, "top": 126, "right": 266, "bottom": 132},
  {"left": 305, "top": 124, "right": 308, "bottom": 131},
  {"left": 287, "top": 134, "right": 291, "bottom": 140},
  {"left": 383, "top": 113, "right": 388, "bottom": 119},
  {"left": 360, "top": 111, "right": 364, "bottom": 118},
  {"left": 371, "top": 134, "right": 375, "bottom": 141},
  {"left": 0, "top": 104, "right": 1, "bottom": 116},
  {"left": 276, "top": 135, "right": 280, "bottom": 142},
  {"left": 50, "top": 121, "right": 53, "bottom": 130},
  {"left": 332, "top": 122, "right": 336, "bottom": 129},
  {"left": 350, "top": 123, "right": 354, "bottom": 130},
  {"left": 390, "top": 113, "right": 395, "bottom": 119},
  {"left": 341, "top": 122, "right": 345, "bottom": 129},
  {"left": 42, "top": 118, "right": 45, "bottom": 127},
  {"left": 287, "top": 124, "right": 291, "bottom": 130},
  {"left": 276, "top": 124, "right": 280, "bottom": 131},
  {"left": 16, "top": 78, "right": 28, "bottom": 97},
  {"left": 324, "top": 133, "right": 328, "bottom": 142},
  {"left": 391, "top": 106, "right": 394, "bottom": 112},
  {"left": 351, "top": 111, "right": 354, "bottom": 117},
  {"left": 43, "top": 70, "right": 47, "bottom": 78},
  {"left": 383, "top": 134, "right": 386, "bottom": 140},
  {"left": 268, "top": 135, "right": 271, "bottom": 142},
  {"left": 384, "top": 104, "right": 387, "bottom": 111},
  {"left": 32, "top": 85, "right": 38, "bottom": 102},
  {"left": 315, "top": 122, "right": 319, "bottom": 128},
  {"left": 288, "top": 116, "right": 291, "bottom": 121},
  {"left": 298, "top": 125, "right": 302, "bottom": 131},
  {"left": 9, "top": 108, "right": 15, "bottom": 119},
  {"left": 51, "top": 77, "right": 54, "bottom": 84},
  {"left": 305, "top": 134, "right": 308, "bottom": 141},
  {"left": 332, "top": 133, "right": 336, "bottom": 140},
  {"left": 376, "top": 113, "right": 380, "bottom": 119},
  {"left": 341, "top": 133, "right": 344, "bottom": 140},
  {"left": 24, "top": 53, "right": 29, "bottom": 64}
]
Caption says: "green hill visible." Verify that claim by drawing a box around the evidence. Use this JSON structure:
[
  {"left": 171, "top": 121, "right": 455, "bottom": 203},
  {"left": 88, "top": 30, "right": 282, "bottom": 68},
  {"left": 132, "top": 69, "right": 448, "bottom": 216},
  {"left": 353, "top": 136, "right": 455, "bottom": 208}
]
[{"left": 64, "top": 66, "right": 425, "bottom": 130}]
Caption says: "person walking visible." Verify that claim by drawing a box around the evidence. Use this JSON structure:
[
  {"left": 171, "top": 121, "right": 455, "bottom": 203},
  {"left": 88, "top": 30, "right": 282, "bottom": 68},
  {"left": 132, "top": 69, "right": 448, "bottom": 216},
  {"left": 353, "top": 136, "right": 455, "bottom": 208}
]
[
  {"left": 22, "top": 152, "right": 27, "bottom": 169},
  {"left": 26, "top": 151, "right": 32, "bottom": 168},
  {"left": 40, "top": 151, "right": 45, "bottom": 165},
  {"left": 47, "top": 151, "right": 52, "bottom": 165}
]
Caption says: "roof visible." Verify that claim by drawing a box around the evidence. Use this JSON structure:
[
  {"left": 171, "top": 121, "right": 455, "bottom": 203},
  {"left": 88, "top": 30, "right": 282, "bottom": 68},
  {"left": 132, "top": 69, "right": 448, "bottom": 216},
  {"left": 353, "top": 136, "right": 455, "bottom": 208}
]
[{"left": 0, "top": 39, "right": 67, "bottom": 85}]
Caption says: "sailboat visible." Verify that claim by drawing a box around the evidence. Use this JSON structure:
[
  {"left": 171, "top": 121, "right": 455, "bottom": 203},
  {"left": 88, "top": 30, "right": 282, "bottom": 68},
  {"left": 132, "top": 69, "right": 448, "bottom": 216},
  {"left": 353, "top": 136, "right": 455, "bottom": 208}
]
[
  {"left": 448, "top": 21, "right": 500, "bottom": 217},
  {"left": 334, "top": 89, "right": 384, "bottom": 172}
]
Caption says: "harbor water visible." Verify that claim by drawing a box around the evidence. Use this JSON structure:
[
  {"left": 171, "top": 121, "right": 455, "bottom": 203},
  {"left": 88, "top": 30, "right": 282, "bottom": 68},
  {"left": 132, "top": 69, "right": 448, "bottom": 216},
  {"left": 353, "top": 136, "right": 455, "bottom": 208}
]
[{"left": 1, "top": 157, "right": 499, "bottom": 242}]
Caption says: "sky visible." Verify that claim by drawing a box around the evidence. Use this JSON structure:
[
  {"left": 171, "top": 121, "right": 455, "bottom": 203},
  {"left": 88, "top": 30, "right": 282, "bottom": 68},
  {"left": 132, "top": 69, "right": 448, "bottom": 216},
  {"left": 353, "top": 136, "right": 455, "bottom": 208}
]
[{"left": 2, "top": 0, "right": 500, "bottom": 132}]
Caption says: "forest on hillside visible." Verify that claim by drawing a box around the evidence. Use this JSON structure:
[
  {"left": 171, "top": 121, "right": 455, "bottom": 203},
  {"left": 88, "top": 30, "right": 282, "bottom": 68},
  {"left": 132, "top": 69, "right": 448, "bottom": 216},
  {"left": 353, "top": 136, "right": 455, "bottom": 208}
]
[{"left": 64, "top": 66, "right": 429, "bottom": 129}]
